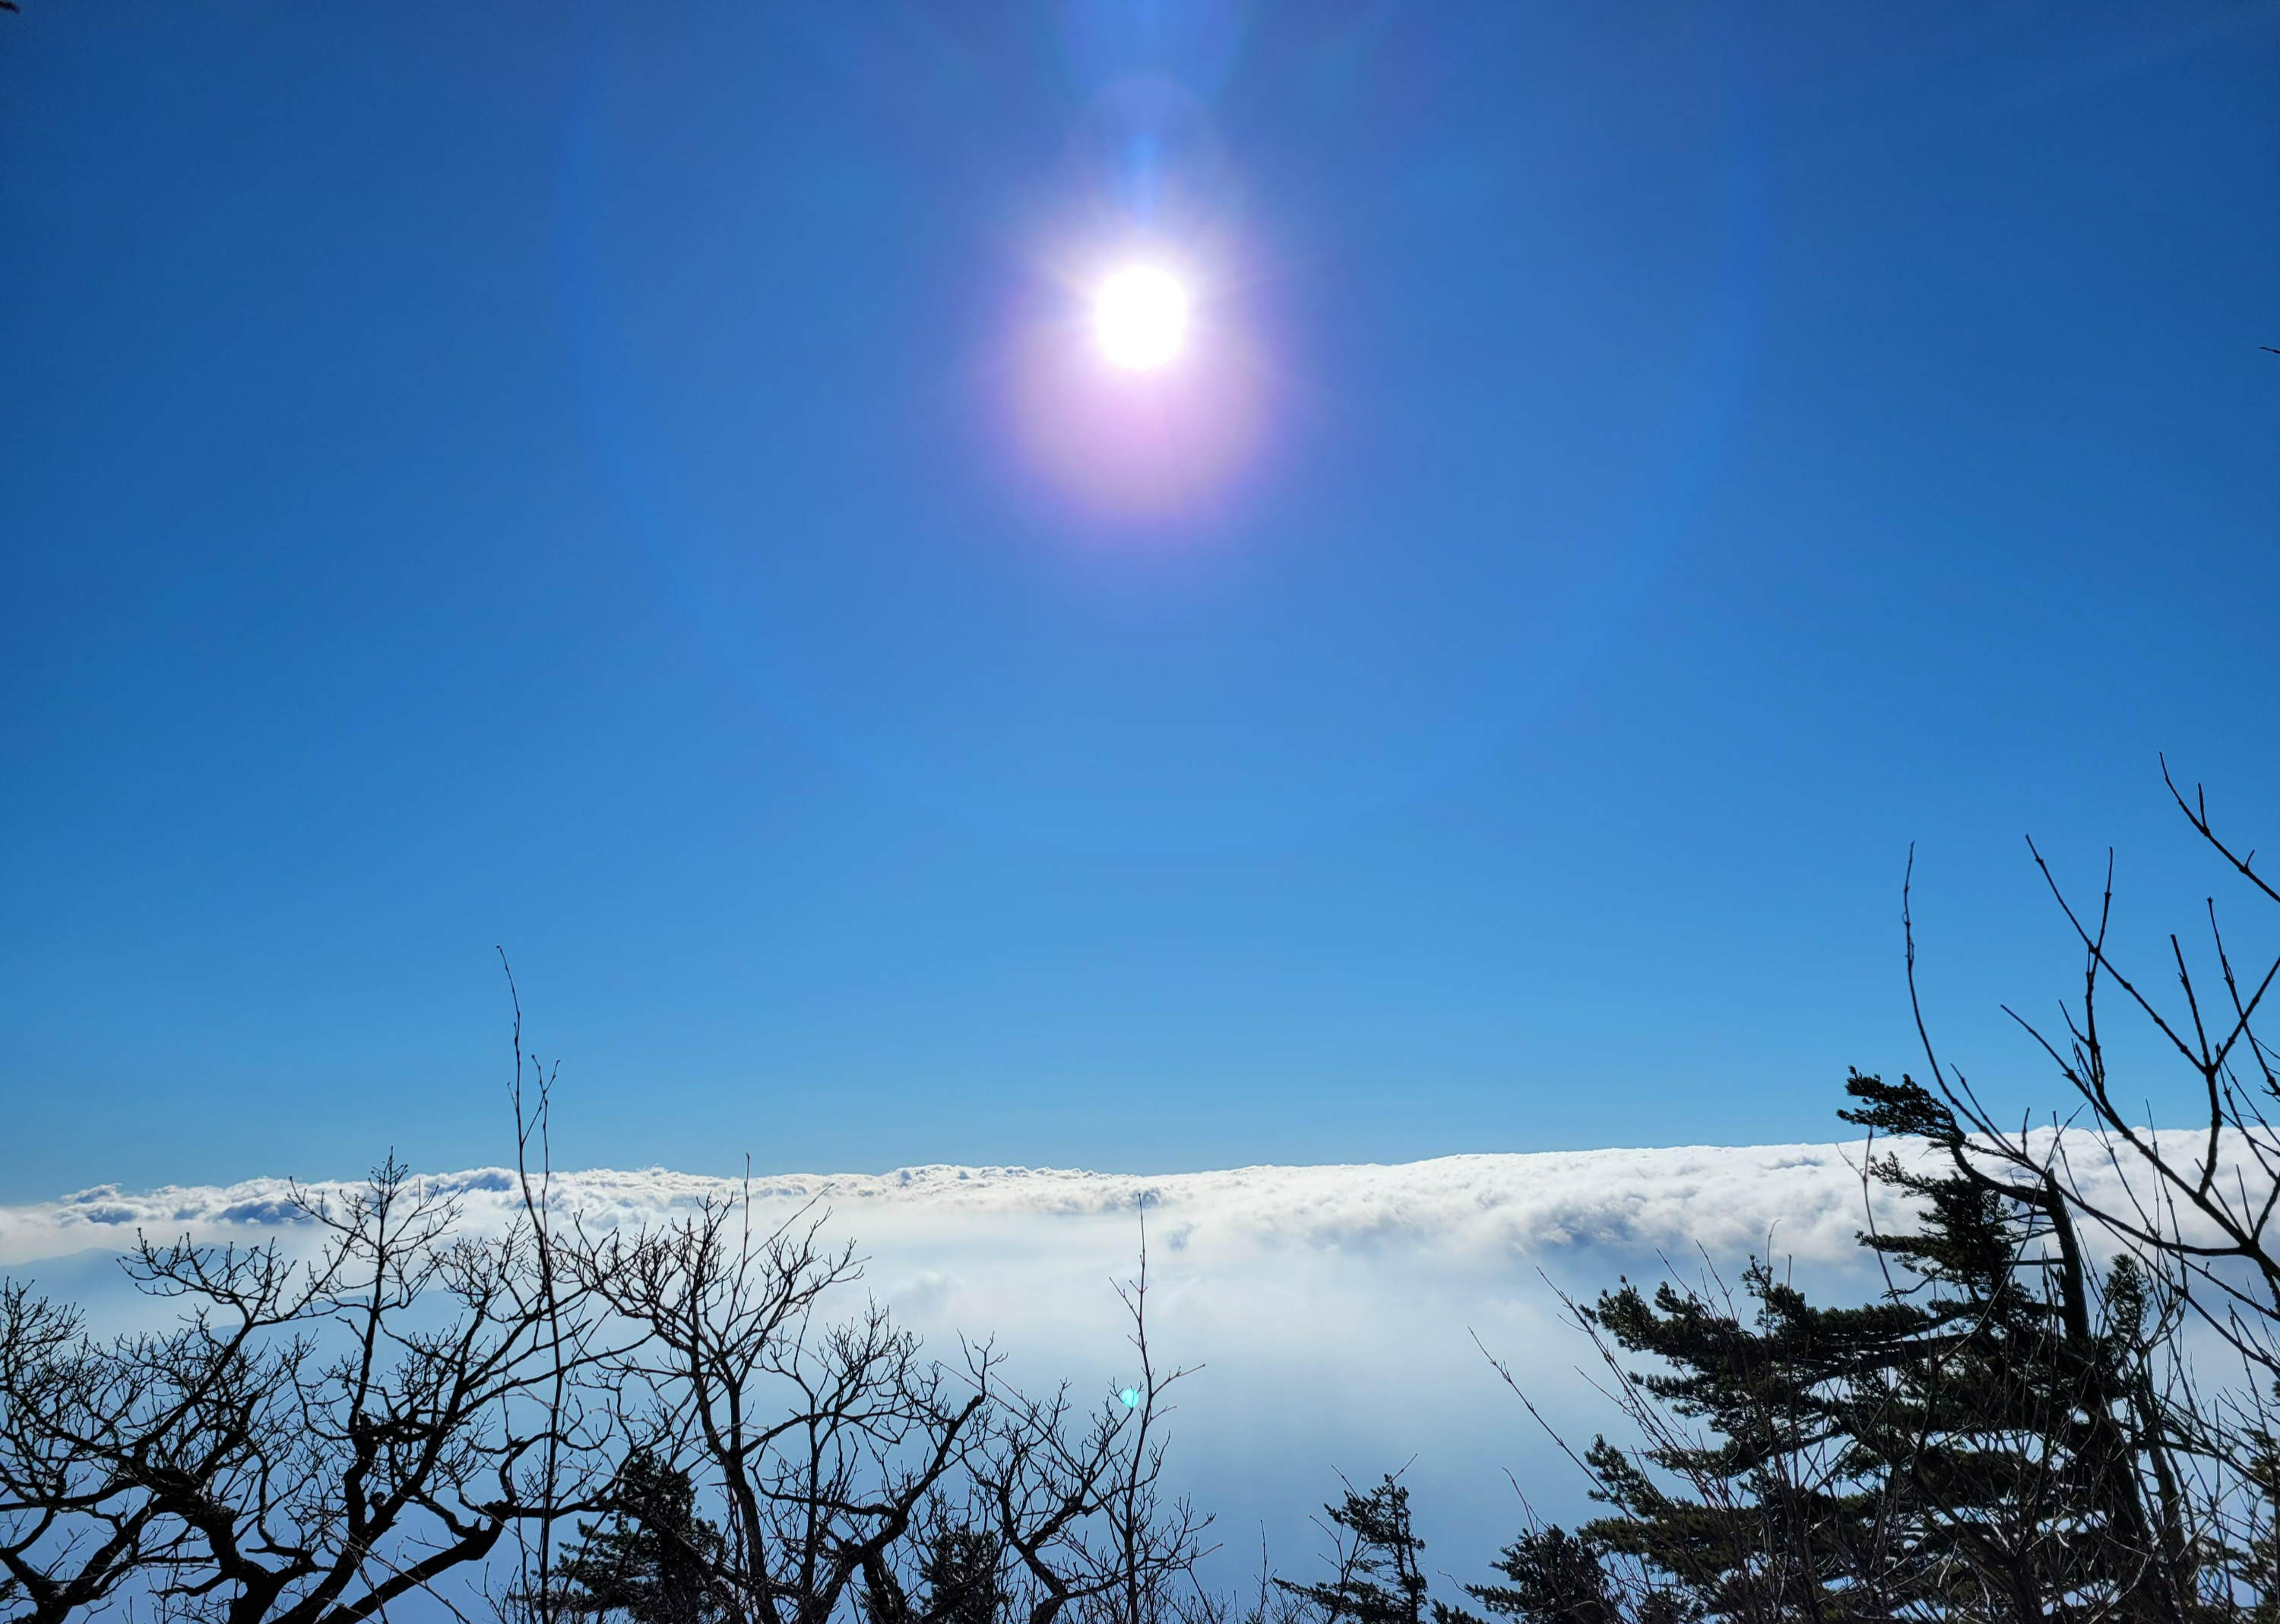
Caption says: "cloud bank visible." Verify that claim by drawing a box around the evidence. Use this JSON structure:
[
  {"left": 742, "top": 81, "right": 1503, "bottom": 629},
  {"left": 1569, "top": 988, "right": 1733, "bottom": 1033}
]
[
  {"left": 2, "top": 1141, "right": 1916, "bottom": 1271},
  {"left": 0, "top": 1138, "right": 2184, "bottom": 1584}
]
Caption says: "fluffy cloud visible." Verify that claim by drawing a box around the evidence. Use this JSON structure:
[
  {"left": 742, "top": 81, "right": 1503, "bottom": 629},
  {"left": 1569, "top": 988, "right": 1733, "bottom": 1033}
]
[
  {"left": 1, "top": 1141, "right": 1919, "bottom": 1270},
  {"left": 0, "top": 1137, "right": 2201, "bottom": 1587}
]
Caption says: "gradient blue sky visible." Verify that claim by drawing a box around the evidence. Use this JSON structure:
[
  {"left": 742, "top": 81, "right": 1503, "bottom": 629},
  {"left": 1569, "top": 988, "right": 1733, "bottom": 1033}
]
[{"left": 3, "top": 2, "right": 2276, "bottom": 1202}]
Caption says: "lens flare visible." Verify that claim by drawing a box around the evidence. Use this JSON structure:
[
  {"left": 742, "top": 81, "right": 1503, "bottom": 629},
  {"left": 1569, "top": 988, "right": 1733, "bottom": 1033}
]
[
  {"left": 1006, "top": 246, "right": 1265, "bottom": 526},
  {"left": 1094, "top": 266, "right": 1189, "bottom": 371}
]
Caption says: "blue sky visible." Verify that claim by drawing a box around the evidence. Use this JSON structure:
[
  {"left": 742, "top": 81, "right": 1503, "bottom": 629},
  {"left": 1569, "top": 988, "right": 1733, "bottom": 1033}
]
[{"left": 2, "top": 2, "right": 2276, "bottom": 1202}]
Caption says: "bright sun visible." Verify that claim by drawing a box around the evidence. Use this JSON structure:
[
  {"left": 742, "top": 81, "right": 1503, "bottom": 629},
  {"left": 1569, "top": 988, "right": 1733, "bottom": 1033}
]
[{"left": 1094, "top": 264, "right": 1189, "bottom": 371}]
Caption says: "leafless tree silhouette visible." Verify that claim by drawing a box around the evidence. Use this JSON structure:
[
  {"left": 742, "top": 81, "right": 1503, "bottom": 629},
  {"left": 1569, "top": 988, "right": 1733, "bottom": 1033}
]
[{"left": 0, "top": 1156, "right": 621, "bottom": 1624}]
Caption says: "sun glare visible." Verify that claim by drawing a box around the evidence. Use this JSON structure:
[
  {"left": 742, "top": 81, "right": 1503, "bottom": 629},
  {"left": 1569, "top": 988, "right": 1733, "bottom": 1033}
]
[{"left": 1094, "top": 264, "right": 1189, "bottom": 371}]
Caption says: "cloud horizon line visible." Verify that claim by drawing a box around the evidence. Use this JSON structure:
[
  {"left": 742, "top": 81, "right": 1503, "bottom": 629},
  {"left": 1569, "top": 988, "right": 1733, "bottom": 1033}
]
[{"left": 2, "top": 1133, "right": 2155, "bottom": 1272}]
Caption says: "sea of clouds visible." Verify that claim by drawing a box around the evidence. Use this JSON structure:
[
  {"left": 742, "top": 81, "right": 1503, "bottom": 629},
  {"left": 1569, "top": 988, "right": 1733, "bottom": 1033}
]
[{"left": 0, "top": 1139, "right": 2184, "bottom": 1591}]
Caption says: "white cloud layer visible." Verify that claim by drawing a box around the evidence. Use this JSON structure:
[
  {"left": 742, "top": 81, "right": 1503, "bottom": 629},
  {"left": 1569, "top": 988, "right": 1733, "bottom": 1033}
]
[
  {"left": 2, "top": 1141, "right": 1920, "bottom": 1270},
  {"left": 0, "top": 1138, "right": 2204, "bottom": 1588}
]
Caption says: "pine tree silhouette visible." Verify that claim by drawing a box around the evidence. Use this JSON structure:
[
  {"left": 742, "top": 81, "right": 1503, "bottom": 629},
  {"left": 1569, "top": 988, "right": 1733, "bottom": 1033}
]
[
  {"left": 556, "top": 1450, "right": 729, "bottom": 1624},
  {"left": 1275, "top": 1477, "right": 1429, "bottom": 1624}
]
